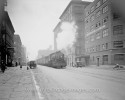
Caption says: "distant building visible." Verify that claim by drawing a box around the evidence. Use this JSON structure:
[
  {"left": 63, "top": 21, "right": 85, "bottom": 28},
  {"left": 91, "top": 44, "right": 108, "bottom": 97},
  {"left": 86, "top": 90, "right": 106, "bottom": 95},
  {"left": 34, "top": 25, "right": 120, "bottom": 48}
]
[
  {"left": 84, "top": 0, "right": 125, "bottom": 65},
  {"left": 14, "top": 34, "right": 22, "bottom": 65},
  {"left": 21, "top": 45, "right": 27, "bottom": 65},
  {"left": 37, "top": 49, "right": 54, "bottom": 59}
]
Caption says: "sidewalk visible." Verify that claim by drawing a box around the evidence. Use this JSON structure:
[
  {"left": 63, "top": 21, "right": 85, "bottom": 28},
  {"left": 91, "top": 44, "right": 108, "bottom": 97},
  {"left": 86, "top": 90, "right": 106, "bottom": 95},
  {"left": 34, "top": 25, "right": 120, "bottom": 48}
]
[
  {"left": 0, "top": 66, "right": 39, "bottom": 100},
  {"left": 67, "top": 64, "right": 125, "bottom": 71}
]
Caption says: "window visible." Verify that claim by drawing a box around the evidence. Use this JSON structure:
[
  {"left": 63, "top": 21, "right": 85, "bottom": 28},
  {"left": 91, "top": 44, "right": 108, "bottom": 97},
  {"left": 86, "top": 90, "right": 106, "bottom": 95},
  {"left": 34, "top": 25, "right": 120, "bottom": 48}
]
[
  {"left": 103, "top": 5, "right": 108, "bottom": 13},
  {"left": 98, "top": 45, "right": 100, "bottom": 51},
  {"left": 96, "top": 45, "right": 100, "bottom": 51},
  {"left": 103, "top": 0, "right": 107, "bottom": 3},
  {"left": 96, "top": 21, "right": 101, "bottom": 28},
  {"left": 114, "top": 54, "right": 124, "bottom": 60},
  {"left": 86, "top": 11, "right": 90, "bottom": 16},
  {"left": 105, "top": 43, "right": 108, "bottom": 49},
  {"left": 96, "top": 32, "right": 101, "bottom": 39},
  {"left": 113, "top": 41, "right": 123, "bottom": 48},
  {"left": 96, "top": 10, "right": 101, "bottom": 18},
  {"left": 102, "top": 28, "right": 108, "bottom": 37},
  {"left": 96, "top": 1, "right": 101, "bottom": 8},
  {"left": 91, "top": 6, "right": 95, "bottom": 12},
  {"left": 113, "top": 13, "right": 120, "bottom": 19},
  {"left": 103, "top": 16, "right": 108, "bottom": 24},
  {"left": 102, "top": 44, "right": 105, "bottom": 50},
  {"left": 103, "top": 55, "right": 108, "bottom": 61},
  {"left": 91, "top": 15, "right": 95, "bottom": 21},
  {"left": 113, "top": 25, "right": 123, "bottom": 35}
]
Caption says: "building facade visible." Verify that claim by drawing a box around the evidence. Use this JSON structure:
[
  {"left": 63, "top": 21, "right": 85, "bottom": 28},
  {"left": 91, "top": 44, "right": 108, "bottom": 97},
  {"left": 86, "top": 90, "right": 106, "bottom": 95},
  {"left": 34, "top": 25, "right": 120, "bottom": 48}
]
[
  {"left": 14, "top": 34, "right": 22, "bottom": 65},
  {"left": 58, "top": 0, "right": 90, "bottom": 67},
  {"left": 84, "top": 0, "right": 125, "bottom": 65},
  {"left": 0, "top": 11, "right": 15, "bottom": 67},
  {"left": 0, "top": 0, "right": 7, "bottom": 68}
]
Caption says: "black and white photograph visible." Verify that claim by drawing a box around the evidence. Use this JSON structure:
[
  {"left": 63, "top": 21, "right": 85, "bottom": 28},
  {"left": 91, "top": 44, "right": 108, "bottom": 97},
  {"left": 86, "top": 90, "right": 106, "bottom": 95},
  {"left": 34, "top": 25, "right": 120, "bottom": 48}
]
[{"left": 0, "top": 0, "right": 125, "bottom": 100}]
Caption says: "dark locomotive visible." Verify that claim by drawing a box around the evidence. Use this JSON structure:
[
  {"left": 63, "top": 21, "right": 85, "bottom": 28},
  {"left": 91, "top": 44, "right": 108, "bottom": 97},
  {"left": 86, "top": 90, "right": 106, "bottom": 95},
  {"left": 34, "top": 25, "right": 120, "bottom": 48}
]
[{"left": 36, "top": 51, "right": 67, "bottom": 68}]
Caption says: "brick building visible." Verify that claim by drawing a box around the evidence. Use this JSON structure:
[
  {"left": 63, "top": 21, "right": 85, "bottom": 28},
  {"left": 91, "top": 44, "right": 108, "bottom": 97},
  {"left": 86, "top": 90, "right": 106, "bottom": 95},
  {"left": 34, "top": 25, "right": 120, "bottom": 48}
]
[{"left": 84, "top": 0, "right": 125, "bottom": 65}]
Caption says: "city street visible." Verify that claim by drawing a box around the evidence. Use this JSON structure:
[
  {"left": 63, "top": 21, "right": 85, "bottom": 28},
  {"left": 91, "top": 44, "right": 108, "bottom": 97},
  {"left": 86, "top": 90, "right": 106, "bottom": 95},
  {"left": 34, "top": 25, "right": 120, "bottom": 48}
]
[
  {"left": 32, "top": 65, "right": 125, "bottom": 100},
  {"left": 0, "top": 66, "right": 39, "bottom": 100},
  {"left": 0, "top": 65, "right": 125, "bottom": 100}
]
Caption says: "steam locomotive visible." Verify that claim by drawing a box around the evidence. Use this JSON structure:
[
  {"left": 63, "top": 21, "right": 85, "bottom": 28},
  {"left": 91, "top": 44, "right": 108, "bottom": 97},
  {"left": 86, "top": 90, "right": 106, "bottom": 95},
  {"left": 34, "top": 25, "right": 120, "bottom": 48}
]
[{"left": 36, "top": 51, "right": 67, "bottom": 68}]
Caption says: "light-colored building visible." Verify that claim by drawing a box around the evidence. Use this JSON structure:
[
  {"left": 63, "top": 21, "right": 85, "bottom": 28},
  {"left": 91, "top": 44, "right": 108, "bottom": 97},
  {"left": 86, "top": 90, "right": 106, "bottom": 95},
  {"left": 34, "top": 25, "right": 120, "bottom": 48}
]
[
  {"left": 84, "top": 0, "right": 125, "bottom": 65},
  {"left": 21, "top": 45, "right": 27, "bottom": 65},
  {"left": 54, "top": 0, "right": 91, "bottom": 67}
]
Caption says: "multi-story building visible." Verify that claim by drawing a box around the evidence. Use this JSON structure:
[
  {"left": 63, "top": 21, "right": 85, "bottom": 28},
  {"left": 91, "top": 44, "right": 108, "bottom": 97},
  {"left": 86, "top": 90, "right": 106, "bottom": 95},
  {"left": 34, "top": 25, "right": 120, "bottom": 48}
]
[
  {"left": 54, "top": 0, "right": 90, "bottom": 67},
  {"left": 37, "top": 49, "right": 54, "bottom": 59},
  {"left": 85, "top": 0, "right": 125, "bottom": 65},
  {"left": 21, "top": 45, "right": 27, "bottom": 65},
  {"left": 14, "top": 34, "right": 22, "bottom": 65},
  {"left": 0, "top": 11, "right": 15, "bottom": 67},
  {"left": 0, "top": 0, "right": 7, "bottom": 68}
]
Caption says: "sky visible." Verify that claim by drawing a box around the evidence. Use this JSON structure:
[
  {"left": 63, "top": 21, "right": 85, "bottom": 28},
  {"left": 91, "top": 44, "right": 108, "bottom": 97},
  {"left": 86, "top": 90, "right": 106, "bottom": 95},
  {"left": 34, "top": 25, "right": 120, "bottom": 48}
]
[{"left": 7, "top": 0, "right": 93, "bottom": 60}]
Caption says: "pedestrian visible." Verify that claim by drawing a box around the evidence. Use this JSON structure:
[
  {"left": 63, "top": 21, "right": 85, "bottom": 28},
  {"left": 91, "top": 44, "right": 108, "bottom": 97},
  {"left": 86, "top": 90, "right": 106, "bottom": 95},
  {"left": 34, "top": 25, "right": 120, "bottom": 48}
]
[
  {"left": 20, "top": 63, "right": 22, "bottom": 69},
  {"left": 27, "top": 66, "right": 29, "bottom": 70},
  {"left": 1, "top": 60, "right": 6, "bottom": 73}
]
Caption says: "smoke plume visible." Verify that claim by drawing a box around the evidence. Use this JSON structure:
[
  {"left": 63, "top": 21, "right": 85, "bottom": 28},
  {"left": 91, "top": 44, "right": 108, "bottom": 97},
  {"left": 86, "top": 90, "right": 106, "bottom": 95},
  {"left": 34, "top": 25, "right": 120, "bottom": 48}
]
[{"left": 57, "top": 21, "right": 78, "bottom": 50}]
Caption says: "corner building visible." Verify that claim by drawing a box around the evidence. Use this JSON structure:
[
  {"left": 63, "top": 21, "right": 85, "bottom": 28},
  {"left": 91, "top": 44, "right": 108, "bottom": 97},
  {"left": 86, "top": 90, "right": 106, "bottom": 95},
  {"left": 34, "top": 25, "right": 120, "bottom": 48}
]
[
  {"left": 85, "top": 0, "right": 125, "bottom": 65},
  {"left": 59, "top": 0, "right": 90, "bottom": 67}
]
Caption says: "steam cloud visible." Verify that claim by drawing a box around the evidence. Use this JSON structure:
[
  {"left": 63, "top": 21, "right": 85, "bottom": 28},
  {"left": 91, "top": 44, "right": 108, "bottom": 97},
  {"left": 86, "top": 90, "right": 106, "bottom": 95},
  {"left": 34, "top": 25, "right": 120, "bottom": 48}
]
[{"left": 57, "top": 22, "right": 78, "bottom": 51}]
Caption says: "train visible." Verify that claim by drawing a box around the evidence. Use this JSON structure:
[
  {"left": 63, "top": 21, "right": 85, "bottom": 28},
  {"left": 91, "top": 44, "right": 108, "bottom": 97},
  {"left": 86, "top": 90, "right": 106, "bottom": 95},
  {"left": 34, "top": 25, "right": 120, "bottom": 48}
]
[{"left": 36, "top": 51, "right": 67, "bottom": 69}]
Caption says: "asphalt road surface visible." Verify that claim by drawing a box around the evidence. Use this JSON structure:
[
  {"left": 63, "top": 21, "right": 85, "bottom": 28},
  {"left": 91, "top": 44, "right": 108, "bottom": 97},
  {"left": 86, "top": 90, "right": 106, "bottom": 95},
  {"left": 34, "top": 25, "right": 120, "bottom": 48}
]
[{"left": 31, "top": 65, "right": 125, "bottom": 100}]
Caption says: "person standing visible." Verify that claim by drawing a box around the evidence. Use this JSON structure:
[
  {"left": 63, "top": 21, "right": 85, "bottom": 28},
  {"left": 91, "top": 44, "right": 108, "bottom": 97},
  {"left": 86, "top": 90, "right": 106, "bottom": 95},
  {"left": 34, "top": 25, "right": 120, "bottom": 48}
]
[
  {"left": 19, "top": 62, "right": 22, "bottom": 69},
  {"left": 1, "top": 60, "right": 6, "bottom": 73}
]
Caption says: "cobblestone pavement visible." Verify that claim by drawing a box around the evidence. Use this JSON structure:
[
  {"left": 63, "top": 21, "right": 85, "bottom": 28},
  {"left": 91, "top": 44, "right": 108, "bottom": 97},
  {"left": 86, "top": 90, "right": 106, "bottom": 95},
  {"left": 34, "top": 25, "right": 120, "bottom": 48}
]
[{"left": 0, "top": 66, "right": 39, "bottom": 100}]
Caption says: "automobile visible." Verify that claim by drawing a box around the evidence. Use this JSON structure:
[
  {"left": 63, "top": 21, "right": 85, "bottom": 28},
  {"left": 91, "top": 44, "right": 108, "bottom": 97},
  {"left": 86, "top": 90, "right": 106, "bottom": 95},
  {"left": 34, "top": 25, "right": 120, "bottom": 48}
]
[
  {"left": 76, "top": 61, "right": 85, "bottom": 67},
  {"left": 28, "top": 61, "right": 37, "bottom": 69}
]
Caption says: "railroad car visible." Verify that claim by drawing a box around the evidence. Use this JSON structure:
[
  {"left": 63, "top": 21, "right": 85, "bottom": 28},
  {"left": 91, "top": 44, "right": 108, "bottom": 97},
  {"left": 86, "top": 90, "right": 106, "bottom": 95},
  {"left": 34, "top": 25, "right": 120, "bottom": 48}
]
[{"left": 36, "top": 51, "right": 67, "bottom": 68}]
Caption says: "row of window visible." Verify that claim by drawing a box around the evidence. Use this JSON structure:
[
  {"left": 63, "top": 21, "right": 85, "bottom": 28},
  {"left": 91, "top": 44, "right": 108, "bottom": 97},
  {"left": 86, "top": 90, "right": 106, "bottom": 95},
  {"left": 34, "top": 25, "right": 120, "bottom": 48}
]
[
  {"left": 86, "top": 43, "right": 108, "bottom": 53},
  {"left": 85, "top": 16, "right": 108, "bottom": 33},
  {"left": 85, "top": 24, "right": 124, "bottom": 43},
  {"left": 113, "top": 25, "right": 123, "bottom": 35},
  {"left": 86, "top": 28, "right": 109, "bottom": 43},
  {"left": 86, "top": 41, "right": 124, "bottom": 53},
  {"left": 90, "top": 5, "right": 108, "bottom": 22},
  {"left": 86, "top": 0, "right": 108, "bottom": 17},
  {"left": 92, "top": 54, "right": 124, "bottom": 62},
  {"left": 113, "top": 41, "right": 124, "bottom": 48},
  {"left": 114, "top": 54, "right": 125, "bottom": 60}
]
